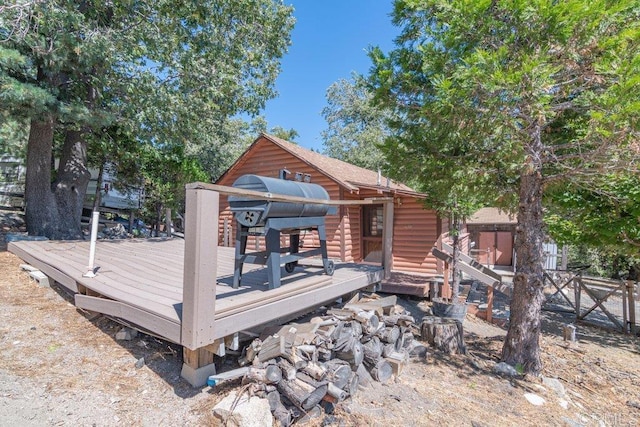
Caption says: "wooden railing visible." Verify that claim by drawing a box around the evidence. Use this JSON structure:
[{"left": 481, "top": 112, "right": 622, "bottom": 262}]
[{"left": 180, "top": 182, "right": 396, "bottom": 350}]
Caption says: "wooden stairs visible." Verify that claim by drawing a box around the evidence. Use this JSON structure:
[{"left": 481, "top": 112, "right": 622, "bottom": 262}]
[{"left": 432, "top": 242, "right": 506, "bottom": 325}]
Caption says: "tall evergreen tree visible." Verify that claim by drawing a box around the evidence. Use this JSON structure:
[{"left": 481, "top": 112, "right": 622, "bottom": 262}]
[{"left": 369, "top": 0, "right": 639, "bottom": 374}]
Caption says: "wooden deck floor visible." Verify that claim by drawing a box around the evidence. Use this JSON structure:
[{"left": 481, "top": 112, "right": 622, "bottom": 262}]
[{"left": 8, "top": 238, "right": 383, "bottom": 346}]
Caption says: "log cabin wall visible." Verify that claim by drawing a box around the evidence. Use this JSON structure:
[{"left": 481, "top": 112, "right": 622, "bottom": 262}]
[
  {"left": 342, "top": 192, "right": 363, "bottom": 263},
  {"left": 394, "top": 197, "right": 441, "bottom": 274}
]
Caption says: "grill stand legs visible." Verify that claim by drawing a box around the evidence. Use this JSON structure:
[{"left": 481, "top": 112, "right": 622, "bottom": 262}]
[
  {"left": 265, "top": 227, "right": 281, "bottom": 290},
  {"left": 232, "top": 217, "right": 332, "bottom": 290},
  {"left": 233, "top": 226, "right": 248, "bottom": 288}
]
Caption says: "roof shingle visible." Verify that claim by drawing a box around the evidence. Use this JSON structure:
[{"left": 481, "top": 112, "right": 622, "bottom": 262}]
[{"left": 467, "top": 207, "right": 517, "bottom": 225}]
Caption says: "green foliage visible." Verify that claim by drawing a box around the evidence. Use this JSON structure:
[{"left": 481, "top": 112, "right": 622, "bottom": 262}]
[
  {"left": 368, "top": 0, "right": 640, "bottom": 372},
  {"left": 546, "top": 173, "right": 640, "bottom": 264},
  {"left": 0, "top": 114, "right": 27, "bottom": 158},
  {"left": 565, "top": 245, "right": 640, "bottom": 280},
  {"left": 269, "top": 126, "right": 299, "bottom": 142},
  {"left": 185, "top": 116, "right": 268, "bottom": 182},
  {"left": 138, "top": 144, "right": 208, "bottom": 219},
  {"left": 1, "top": 0, "right": 295, "bottom": 220},
  {"left": 547, "top": 177, "right": 640, "bottom": 247},
  {"left": 369, "top": 0, "right": 640, "bottom": 225},
  {"left": 321, "top": 77, "right": 387, "bottom": 171}
]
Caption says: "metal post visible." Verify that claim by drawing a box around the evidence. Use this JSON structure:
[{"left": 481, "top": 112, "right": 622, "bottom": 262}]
[
  {"left": 84, "top": 210, "right": 100, "bottom": 278},
  {"left": 622, "top": 281, "right": 629, "bottom": 333}
]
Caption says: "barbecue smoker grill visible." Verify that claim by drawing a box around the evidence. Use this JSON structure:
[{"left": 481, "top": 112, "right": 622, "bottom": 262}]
[{"left": 229, "top": 174, "right": 336, "bottom": 289}]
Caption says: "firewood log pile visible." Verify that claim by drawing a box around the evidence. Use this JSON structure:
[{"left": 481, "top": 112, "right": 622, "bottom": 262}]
[{"left": 237, "top": 293, "right": 425, "bottom": 426}]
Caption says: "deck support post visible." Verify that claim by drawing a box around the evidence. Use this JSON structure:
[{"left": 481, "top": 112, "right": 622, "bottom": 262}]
[
  {"left": 181, "top": 347, "right": 217, "bottom": 387},
  {"left": 181, "top": 188, "right": 219, "bottom": 387},
  {"left": 442, "top": 262, "right": 451, "bottom": 300},
  {"left": 486, "top": 285, "right": 493, "bottom": 324}
]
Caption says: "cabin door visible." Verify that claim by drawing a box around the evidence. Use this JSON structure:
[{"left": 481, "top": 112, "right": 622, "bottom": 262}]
[{"left": 362, "top": 205, "right": 383, "bottom": 263}]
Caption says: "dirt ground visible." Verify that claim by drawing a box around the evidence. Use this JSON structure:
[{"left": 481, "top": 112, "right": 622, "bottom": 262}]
[{"left": 1, "top": 213, "right": 639, "bottom": 426}]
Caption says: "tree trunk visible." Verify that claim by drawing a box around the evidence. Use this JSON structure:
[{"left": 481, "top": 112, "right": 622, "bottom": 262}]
[
  {"left": 24, "top": 68, "right": 93, "bottom": 240},
  {"left": 451, "top": 215, "right": 461, "bottom": 302},
  {"left": 25, "top": 124, "right": 91, "bottom": 240},
  {"left": 25, "top": 117, "right": 56, "bottom": 237},
  {"left": 52, "top": 129, "right": 91, "bottom": 239},
  {"left": 501, "top": 125, "right": 546, "bottom": 375}
]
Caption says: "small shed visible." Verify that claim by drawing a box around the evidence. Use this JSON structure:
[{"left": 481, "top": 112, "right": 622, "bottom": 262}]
[
  {"left": 216, "top": 134, "right": 445, "bottom": 275},
  {"left": 465, "top": 207, "right": 517, "bottom": 268}
]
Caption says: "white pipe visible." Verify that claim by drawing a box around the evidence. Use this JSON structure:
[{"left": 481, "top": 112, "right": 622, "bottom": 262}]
[{"left": 84, "top": 210, "right": 100, "bottom": 277}]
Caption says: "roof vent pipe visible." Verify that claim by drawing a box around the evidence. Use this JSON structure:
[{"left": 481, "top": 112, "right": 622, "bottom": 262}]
[
  {"left": 279, "top": 168, "right": 291, "bottom": 180},
  {"left": 377, "top": 169, "right": 381, "bottom": 186}
]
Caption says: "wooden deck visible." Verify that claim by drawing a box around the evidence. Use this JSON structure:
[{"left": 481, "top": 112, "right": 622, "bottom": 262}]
[
  {"left": 9, "top": 238, "right": 383, "bottom": 345},
  {"left": 8, "top": 186, "right": 388, "bottom": 386}
]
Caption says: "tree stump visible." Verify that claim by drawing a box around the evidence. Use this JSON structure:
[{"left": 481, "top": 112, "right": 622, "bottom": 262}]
[{"left": 421, "top": 316, "right": 466, "bottom": 354}]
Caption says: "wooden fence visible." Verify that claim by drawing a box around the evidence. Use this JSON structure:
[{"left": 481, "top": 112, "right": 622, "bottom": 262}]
[{"left": 543, "top": 270, "right": 638, "bottom": 334}]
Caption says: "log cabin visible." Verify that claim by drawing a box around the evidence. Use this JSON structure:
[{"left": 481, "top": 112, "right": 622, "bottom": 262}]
[{"left": 216, "top": 133, "right": 446, "bottom": 275}]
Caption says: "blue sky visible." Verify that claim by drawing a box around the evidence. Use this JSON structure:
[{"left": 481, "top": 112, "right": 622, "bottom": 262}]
[{"left": 262, "top": 1, "right": 399, "bottom": 152}]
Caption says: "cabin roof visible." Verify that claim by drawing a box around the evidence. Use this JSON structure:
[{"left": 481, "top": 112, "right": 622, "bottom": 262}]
[
  {"left": 467, "top": 207, "right": 517, "bottom": 225},
  {"left": 218, "top": 133, "right": 424, "bottom": 197}
]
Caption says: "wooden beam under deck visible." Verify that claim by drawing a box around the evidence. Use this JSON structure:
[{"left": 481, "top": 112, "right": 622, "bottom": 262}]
[{"left": 75, "top": 294, "right": 182, "bottom": 344}]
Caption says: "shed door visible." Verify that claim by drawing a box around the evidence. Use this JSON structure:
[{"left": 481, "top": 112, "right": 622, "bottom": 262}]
[
  {"left": 478, "top": 232, "right": 494, "bottom": 265},
  {"left": 362, "top": 205, "right": 383, "bottom": 263},
  {"left": 478, "top": 231, "right": 513, "bottom": 266},
  {"left": 495, "top": 231, "right": 513, "bottom": 266}
]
